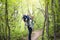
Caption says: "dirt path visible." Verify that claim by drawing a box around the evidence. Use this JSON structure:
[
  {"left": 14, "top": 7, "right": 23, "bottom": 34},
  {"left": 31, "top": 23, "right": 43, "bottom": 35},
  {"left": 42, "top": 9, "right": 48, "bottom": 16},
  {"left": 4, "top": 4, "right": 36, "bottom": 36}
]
[
  {"left": 31, "top": 30, "right": 43, "bottom": 40},
  {"left": 23, "top": 29, "right": 43, "bottom": 40}
]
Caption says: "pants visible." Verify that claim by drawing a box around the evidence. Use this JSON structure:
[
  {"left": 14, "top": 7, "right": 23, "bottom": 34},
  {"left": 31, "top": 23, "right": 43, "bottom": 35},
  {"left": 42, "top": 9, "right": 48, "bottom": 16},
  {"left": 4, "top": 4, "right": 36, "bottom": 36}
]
[{"left": 28, "top": 26, "right": 32, "bottom": 40}]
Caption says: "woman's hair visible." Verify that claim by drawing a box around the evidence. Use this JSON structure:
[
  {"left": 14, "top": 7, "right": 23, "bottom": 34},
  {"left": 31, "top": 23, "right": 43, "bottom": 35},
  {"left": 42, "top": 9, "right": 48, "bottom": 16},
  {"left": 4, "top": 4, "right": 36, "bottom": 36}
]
[{"left": 22, "top": 15, "right": 30, "bottom": 22}]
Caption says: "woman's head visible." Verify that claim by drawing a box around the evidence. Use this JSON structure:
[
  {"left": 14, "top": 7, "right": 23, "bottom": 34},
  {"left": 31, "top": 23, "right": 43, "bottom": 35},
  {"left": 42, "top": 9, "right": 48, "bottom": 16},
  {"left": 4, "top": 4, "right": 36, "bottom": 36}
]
[{"left": 22, "top": 15, "right": 30, "bottom": 22}]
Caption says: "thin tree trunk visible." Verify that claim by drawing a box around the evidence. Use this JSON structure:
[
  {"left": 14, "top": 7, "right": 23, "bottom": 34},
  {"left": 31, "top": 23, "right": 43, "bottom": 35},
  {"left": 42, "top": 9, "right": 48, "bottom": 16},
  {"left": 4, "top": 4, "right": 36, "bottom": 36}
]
[
  {"left": 45, "top": 1, "right": 49, "bottom": 40},
  {"left": 42, "top": 17, "right": 46, "bottom": 40},
  {"left": 5, "top": 0, "right": 10, "bottom": 40},
  {"left": 51, "top": 0, "right": 56, "bottom": 40}
]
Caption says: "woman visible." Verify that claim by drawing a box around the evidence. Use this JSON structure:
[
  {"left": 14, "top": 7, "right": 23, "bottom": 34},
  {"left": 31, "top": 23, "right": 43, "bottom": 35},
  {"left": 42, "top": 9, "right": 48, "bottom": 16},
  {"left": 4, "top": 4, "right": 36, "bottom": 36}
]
[{"left": 22, "top": 14, "right": 34, "bottom": 40}]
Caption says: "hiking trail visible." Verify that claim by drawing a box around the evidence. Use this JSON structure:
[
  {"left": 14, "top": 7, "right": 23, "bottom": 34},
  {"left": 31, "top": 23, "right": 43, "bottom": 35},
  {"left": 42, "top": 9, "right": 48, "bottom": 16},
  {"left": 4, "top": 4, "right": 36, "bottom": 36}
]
[
  {"left": 31, "top": 30, "right": 43, "bottom": 40},
  {"left": 23, "top": 29, "right": 43, "bottom": 40}
]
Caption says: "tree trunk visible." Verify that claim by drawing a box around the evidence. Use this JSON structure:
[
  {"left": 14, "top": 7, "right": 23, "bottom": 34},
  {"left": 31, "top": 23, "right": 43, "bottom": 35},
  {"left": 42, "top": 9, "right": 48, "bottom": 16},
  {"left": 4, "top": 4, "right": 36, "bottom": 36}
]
[
  {"left": 42, "top": 17, "right": 46, "bottom": 40},
  {"left": 5, "top": 0, "right": 10, "bottom": 40},
  {"left": 45, "top": 2, "right": 49, "bottom": 40},
  {"left": 51, "top": 0, "right": 56, "bottom": 40},
  {"left": 42, "top": 0, "right": 49, "bottom": 40}
]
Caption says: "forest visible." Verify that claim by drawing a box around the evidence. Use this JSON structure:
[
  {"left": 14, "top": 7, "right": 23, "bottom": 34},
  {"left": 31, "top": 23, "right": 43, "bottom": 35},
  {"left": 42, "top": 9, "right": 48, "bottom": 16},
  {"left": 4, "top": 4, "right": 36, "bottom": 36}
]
[{"left": 0, "top": 0, "right": 60, "bottom": 40}]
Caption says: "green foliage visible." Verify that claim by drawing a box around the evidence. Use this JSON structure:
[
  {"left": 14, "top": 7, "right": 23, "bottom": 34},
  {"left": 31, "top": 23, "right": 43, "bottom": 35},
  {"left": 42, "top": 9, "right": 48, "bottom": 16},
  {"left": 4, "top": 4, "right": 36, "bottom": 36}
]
[{"left": 0, "top": 0, "right": 60, "bottom": 40}]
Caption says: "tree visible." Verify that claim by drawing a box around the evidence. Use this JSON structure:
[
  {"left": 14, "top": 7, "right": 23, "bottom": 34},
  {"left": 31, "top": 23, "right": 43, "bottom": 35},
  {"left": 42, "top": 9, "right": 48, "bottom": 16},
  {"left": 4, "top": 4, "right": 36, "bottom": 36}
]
[
  {"left": 51, "top": 0, "right": 56, "bottom": 40},
  {"left": 5, "top": 0, "right": 10, "bottom": 40}
]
